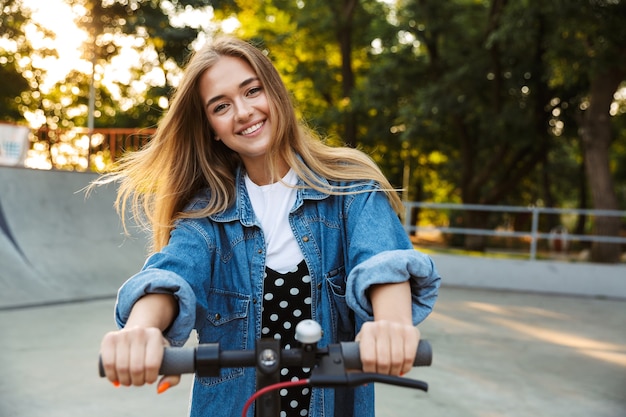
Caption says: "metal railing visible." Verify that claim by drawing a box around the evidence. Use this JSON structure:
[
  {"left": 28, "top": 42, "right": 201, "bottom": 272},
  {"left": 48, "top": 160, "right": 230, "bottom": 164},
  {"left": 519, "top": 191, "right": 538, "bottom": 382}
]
[
  {"left": 403, "top": 202, "right": 626, "bottom": 260},
  {"left": 33, "top": 127, "right": 156, "bottom": 170}
]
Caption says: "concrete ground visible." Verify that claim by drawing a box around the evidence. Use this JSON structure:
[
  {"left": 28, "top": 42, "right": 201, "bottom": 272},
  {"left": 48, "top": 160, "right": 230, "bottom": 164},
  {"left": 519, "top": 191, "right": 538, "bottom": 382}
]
[
  {"left": 1, "top": 285, "right": 624, "bottom": 417},
  {"left": 1, "top": 167, "right": 625, "bottom": 416}
]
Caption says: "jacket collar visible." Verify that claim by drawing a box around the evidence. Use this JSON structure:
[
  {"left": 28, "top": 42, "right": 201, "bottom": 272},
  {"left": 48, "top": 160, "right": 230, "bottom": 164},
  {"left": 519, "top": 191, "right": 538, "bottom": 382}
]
[{"left": 209, "top": 162, "right": 331, "bottom": 225}]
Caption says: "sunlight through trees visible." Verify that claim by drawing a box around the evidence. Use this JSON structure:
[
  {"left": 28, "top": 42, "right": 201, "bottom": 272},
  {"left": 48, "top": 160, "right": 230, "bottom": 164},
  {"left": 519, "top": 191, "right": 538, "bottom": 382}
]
[{"left": 1, "top": 0, "right": 625, "bottom": 262}]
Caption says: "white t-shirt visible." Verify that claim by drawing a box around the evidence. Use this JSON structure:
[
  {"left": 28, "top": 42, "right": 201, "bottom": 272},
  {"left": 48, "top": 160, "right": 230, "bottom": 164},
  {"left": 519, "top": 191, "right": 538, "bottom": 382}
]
[{"left": 244, "top": 169, "right": 304, "bottom": 273}]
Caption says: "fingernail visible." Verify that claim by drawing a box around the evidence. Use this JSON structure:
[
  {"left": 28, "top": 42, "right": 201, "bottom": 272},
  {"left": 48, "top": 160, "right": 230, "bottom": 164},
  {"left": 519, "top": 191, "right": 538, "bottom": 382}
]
[
  {"left": 157, "top": 381, "right": 171, "bottom": 394},
  {"left": 112, "top": 380, "right": 121, "bottom": 388}
]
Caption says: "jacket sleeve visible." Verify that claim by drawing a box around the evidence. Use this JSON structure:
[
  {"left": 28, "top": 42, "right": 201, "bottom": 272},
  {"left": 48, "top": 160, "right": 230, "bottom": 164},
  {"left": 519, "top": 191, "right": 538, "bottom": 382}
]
[
  {"left": 114, "top": 221, "right": 211, "bottom": 347},
  {"left": 346, "top": 249, "right": 440, "bottom": 325},
  {"left": 114, "top": 268, "right": 197, "bottom": 347},
  {"left": 341, "top": 187, "right": 441, "bottom": 324}
]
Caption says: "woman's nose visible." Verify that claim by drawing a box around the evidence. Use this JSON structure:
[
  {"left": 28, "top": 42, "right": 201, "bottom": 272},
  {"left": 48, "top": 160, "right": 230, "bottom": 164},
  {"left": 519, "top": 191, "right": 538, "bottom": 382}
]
[{"left": 235, "top": 101, "right": 253, "bottom": 121}]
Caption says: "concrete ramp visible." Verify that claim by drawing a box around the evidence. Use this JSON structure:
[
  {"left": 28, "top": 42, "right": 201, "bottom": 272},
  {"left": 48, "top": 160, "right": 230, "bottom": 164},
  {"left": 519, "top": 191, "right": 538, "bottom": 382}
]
[
  {"left": 2, "top": 167, "right": 624, "bottom": 310},
  {"left": 0, "top": 167, "right": 149, "bottom": 309}
]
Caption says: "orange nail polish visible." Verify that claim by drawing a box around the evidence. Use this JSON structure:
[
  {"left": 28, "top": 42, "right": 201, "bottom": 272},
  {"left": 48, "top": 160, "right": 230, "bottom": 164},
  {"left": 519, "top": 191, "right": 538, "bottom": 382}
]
[
  {"left": 112, "top": 380, "right": 121, "bottom": 388},
  {"left": 157, "top": 381, "right": 171, "bottom": 394}
]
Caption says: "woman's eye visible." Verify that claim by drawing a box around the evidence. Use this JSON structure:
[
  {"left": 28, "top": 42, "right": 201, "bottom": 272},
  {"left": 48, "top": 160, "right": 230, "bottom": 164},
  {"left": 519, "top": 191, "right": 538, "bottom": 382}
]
[
  {"left": 213, "top": 103, "right": 228, "bottom": 113},
  {"left": 247, "top": 86, "right": 262, "bottom": 96}
]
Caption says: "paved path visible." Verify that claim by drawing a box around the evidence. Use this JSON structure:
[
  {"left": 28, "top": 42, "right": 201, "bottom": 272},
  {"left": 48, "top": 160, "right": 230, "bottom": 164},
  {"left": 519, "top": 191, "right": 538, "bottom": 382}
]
[
  {"left": 1, "top": 286, "right": 624, "bottom": 417},
  {"left": 1, "top": 167, "right": 624, "bottom": 416}
]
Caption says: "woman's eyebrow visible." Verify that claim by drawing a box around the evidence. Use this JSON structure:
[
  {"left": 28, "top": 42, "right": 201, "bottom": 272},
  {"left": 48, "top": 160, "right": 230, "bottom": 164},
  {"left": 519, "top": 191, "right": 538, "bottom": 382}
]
[{"left": 205, "top": 77, "right": 260, "bottom": 108}]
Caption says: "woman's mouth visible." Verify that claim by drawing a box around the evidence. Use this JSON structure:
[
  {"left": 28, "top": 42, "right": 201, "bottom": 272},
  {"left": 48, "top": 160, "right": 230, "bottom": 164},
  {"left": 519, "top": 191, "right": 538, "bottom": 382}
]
[{"left": 239, "top": 121, "right": 264, "bottom": 136}]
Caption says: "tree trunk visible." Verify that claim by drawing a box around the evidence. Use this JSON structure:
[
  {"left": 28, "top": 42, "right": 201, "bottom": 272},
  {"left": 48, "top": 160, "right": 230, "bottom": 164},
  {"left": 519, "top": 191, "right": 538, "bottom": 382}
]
[
  {"left": 409, "top": 178, "right": 424, "bottom": 236},
  {"left": 579, "top": 69, "right": 624, "bottom": 263},
  {"left": 336, "top": 0, "right": 357, "bottom": 147},
  {"left": 541, "top": 158, "right": 561, "bottom": 232},
  {"left": 464, "top": 210, "right": 490, "bottom": 252},
  {"left": 573, "top": 147, "right": 588, "bottom": 239}
]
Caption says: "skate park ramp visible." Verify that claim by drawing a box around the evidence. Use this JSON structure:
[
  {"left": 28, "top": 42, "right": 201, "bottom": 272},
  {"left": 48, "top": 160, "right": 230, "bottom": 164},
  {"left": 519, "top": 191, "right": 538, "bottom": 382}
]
[
  {"left": 0, "top": 167, "right": 149, "bottom": 309},
  {"left": 2, "top": 166, "right": 624, "bottom": 310}
]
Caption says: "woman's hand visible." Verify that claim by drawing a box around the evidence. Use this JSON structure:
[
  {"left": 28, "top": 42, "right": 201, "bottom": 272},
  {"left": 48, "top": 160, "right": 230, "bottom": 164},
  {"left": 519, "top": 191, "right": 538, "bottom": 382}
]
[
  {"left": 99, "top": 293, "right": 180, "bottom": 393},
  {"left": 356, "top": 320, "right": 420, "bottom": 376},
  {"left": 356, "top": 280, "right": 419, "bottom": 376},
  {"left": 100, "top": 326, "right": 180, "bottom": 392}
]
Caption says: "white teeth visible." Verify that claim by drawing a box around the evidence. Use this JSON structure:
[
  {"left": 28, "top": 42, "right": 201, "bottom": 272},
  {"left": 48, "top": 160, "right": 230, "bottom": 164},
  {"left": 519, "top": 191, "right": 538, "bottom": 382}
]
[{"left": 240, "top": 122, "right": 263, "bottom": 135}]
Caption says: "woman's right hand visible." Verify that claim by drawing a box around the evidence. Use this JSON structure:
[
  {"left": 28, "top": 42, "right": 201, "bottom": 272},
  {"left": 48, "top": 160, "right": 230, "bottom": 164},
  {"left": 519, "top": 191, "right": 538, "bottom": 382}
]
[
  {"left": 100, "top": 326, "right": 181, "bottom": 393},
  {"left": 100, "top": 293, "right": 180, "bottom": 393}
]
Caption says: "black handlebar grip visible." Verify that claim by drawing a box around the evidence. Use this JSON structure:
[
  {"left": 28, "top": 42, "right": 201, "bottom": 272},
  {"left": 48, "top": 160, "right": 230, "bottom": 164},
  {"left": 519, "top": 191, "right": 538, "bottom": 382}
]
[
  {"left": 414, "top": 339, "right": 432, "bottom": 366},
  {"left": 340, "top": 339, "right": 432, "bottom": 370},
  {"left": 98, "top": 358, "right": 105, "bottom": 377},
  {"left": 98, "top": 347, "right": 196, "bottom": 378},
  {"left": 159, "top": 347, "right": 196, "bottom": 375}
]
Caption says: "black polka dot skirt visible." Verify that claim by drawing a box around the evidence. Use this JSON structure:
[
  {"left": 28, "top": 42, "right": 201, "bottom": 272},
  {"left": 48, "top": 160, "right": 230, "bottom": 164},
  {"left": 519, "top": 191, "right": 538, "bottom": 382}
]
[{"left": 262, "top": 259, "right": 313, "bottom": 417}]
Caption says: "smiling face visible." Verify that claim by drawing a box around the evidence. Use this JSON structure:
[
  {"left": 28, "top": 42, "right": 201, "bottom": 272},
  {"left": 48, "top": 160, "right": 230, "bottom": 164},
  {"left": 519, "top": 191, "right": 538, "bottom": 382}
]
[{"left": 199, "top": 56, "right": 274, "bottom": 179}]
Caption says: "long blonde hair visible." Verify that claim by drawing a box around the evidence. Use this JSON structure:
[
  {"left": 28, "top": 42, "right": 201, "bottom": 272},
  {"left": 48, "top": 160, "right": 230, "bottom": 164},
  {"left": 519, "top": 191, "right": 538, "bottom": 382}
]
[{"left": 98, "top": 36, "right": 403, "bottom": 252}]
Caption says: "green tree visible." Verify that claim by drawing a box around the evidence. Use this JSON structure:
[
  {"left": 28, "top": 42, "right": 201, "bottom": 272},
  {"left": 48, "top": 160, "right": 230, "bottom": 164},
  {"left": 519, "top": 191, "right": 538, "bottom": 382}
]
[
  {"left": 546, "top": 0, "right": 626, "bottom": 262},
  {"left": 69, "top": 0, "right": 212, "bottom": 129},
  {"left": 0, "top": 0, "right": 39, "bottom": 121},
  {"left": 383, "top": 0, "right": 557, "bottom": 250},
  {"left": 378, "top": 0, "right": 625, "bottom": 261},
  {"left": 32, "top": 0, "right": 624, "bottom": 261}
]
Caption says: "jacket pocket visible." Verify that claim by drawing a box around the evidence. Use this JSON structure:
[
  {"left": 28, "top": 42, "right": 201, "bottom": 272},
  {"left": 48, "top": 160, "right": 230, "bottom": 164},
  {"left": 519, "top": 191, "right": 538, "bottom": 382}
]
[
  {"left": 325, "top": 266, "right": 355, "bottom": 341},
  {"left": 197, "top": 288, "right": 249, "bottom": 387}
]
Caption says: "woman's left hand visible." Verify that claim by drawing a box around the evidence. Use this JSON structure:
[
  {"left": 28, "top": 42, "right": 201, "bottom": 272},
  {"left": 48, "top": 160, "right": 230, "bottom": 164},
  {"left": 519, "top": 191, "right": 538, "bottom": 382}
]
[
  {"left": 356, "top": 280, "right": 419, "bottom": 375},
  {"left": 355, "top": 319, "right": 420, "bottom": 376}
]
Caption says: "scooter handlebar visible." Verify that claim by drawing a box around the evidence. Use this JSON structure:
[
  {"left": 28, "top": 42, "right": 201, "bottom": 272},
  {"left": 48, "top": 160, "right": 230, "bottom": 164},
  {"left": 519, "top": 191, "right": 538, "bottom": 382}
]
[{"left": 99, "top": 339, "right": 432, "bottom": 377}]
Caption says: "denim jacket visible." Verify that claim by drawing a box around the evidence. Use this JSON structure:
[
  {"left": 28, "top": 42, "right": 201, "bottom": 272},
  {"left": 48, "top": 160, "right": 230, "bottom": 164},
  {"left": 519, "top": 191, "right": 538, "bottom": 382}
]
[{"left": 114, "top": 166, "right": 441, "bottom": 417}]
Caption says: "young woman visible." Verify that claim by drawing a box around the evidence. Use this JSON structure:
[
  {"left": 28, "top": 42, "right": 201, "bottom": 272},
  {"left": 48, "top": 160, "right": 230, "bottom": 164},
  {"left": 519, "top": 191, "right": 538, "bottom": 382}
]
[{"left": 98, "top": 36, "right": 440, "bottom": 417}]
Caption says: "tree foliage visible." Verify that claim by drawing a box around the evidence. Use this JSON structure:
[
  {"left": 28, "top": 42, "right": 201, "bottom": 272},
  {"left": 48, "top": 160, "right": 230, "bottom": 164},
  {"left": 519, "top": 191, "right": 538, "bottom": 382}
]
[
  {"left": 0, "top": 0, "right": 38, "bottom": 121},
  {"left": 2, "top": 0, "right": 625, "bottom": 261}
]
